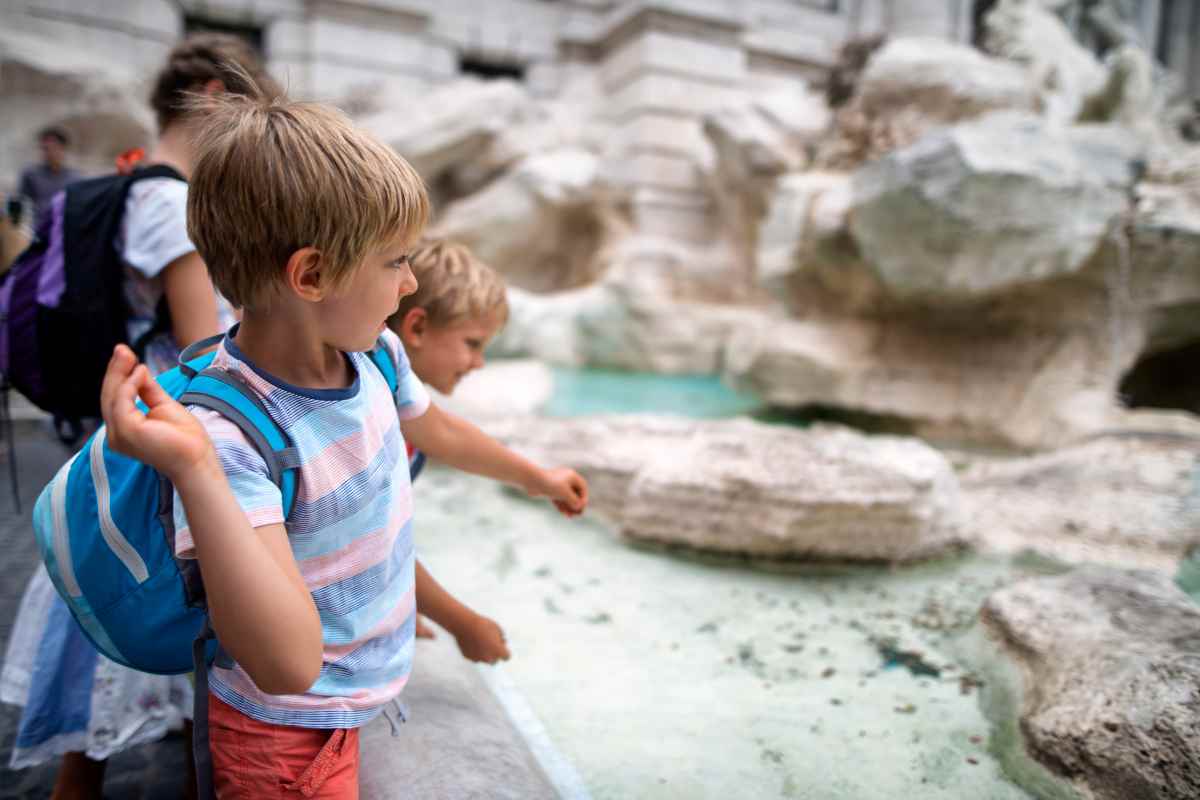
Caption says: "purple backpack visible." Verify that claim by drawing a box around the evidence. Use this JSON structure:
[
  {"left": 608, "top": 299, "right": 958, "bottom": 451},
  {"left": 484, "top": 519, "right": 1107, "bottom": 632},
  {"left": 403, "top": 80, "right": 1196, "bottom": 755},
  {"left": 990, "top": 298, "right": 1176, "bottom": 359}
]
[{"left": 0, "top": 165, "right": 182, "bottom": 439}]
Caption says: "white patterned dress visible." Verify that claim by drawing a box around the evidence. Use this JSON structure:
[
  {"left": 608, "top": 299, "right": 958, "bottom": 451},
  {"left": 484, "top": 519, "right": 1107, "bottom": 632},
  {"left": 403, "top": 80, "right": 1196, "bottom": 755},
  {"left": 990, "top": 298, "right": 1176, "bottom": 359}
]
[{"left": 0, "top": 176, "right": 234, "bottom": 767}]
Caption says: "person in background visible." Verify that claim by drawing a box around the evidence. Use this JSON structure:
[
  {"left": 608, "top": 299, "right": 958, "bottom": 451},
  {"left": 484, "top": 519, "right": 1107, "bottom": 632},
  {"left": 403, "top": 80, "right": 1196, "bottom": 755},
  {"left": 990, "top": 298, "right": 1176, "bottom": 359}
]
[
  {"left": 0, "top": 33, "right": 279, "bottom": 800},
  {"left": 17, "top": 127, "right": 82, "bottom": 221}
]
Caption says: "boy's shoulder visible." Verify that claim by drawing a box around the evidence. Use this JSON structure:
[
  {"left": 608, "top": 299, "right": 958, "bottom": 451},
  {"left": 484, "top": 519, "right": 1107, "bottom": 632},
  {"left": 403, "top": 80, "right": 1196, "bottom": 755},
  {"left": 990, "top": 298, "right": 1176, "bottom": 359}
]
[
  {"left": 374, "top": 329, "right": 430, "bottom": 421},
  {"left": 376, "top": 328, "right": 411, "bottom": 370}
]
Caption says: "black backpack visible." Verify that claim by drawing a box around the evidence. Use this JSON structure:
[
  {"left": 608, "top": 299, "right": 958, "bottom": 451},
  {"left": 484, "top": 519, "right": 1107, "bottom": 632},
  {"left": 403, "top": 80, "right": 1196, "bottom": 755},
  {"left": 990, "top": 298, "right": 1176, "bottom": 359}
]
[{"left": 0, "top": 164, "right": 183, "bottom": 442}]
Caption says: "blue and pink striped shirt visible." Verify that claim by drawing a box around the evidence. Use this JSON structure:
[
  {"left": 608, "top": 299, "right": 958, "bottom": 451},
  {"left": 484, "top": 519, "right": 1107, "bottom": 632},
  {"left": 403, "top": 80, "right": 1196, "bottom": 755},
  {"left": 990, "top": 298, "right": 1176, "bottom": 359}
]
[{"left": 172, "top": 329, "right": 429, "bottom": 729}]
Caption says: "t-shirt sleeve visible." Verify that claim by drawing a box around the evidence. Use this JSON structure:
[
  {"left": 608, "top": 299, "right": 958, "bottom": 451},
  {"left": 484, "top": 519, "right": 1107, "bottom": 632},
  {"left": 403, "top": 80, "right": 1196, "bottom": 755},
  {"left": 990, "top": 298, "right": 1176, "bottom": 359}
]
[
  {"left": 379, "top": 329, "right": 430, "bottom": 421},
  {"left": 171, "top": 406, "right": 285, "bottom": 559},
  {"left": 121, "top": 178, "right": 195, "bottom": 279}
]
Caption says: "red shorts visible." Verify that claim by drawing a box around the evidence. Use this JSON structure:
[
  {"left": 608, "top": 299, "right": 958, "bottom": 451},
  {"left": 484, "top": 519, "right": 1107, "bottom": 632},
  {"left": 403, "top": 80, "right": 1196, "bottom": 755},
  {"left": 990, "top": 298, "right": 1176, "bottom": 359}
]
[{"left": 208, "top": 693, "right": 361, "bottom": 799}]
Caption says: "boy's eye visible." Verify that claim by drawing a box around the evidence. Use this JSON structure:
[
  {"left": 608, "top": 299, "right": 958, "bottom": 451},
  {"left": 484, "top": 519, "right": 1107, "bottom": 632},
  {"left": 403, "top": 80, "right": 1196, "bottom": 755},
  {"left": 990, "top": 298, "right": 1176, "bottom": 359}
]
[
  {"left": 466, "top": 339, "right": 483, "bottom": 350},
  {"left": 390, "top": 255, "right": 410, "bottom": 268}
]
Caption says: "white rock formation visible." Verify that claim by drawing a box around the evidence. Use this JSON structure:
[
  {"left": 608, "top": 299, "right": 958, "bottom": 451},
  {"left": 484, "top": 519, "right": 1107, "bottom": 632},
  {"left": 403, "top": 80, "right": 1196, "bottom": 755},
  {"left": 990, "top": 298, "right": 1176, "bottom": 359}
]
[
  {"left": 849, "top": 112, "right": 1141, "bottom": 300},
  {"left": 1132, "top": 151, "right": 1200, "bottom": 351},
  {"left": 723, "top": 287, "right": 1172, "bottom": 448},
  {"left": 982, "top": 0, "right": 1109, "bottom": 124},
  {"left": 484, "top": 416, "right": 966, "bottom": 563},
  {"left": 980, "top": 568, "right": 1200, "bottom": 800},
  {"left": 755, "top": 171, "right": 859, "bottom": 305},
  {"left": 960, "top": 434, "right": 1200, "bottom": 570},
  {"left": 490, "top": 280, "right": 762, "bottom": 374},
  {"left": 426, "top": 359, "right": 555, "bottom": 423},
  {"left": 703, "top": 83, "right": 830, "bottom": 181},
  {"left": 350, "top": 18, "right": 1200, "bottom": 450},
  {"left": 857, "top": 38, "right": 1037, "bottom": 123},
  {"left": 359, "top": 79, "right": 540, "bottom": 189},
  {"left": 433, "top": 148, "right": 620, "bottom": 292},
  {"left": 701, "top": 83, "right": 832, "bottom": 287}
]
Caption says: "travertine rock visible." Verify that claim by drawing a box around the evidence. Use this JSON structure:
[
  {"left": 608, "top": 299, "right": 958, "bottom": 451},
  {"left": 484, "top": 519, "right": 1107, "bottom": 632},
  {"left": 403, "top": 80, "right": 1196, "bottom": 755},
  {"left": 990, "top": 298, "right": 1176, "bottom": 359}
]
[
  {"left": 857, "top": 38, "right": 1036, "bottom": 123},
  {"left": 490, "top": 281, "right": 761, "bottom": 374},
  {"left": 485, "top": 416, "right": 966, "bottom": 562},
  {"left": 1130, "top": 151, "right": 1200, "bottom": 352},
  {"left": 433, "top": 148, "right": 621, "bottom": 292},
  {"left": 849, "top": 113, "right": 1141, "bottom": 300},
  {"left": 703, "top": 83, "right": 830, "bottom": 182},
  {"left": 980, "top": 568, "right": 1200, "bottom": 800},
  {"left": 427, "top": 360, "right": 554, "bottom": 423},
  {"left": 817, "top": 37, "right": 1037, "bottom": 170},
  {"left": 359, "top": 79, "right": 539, "bottom": 188},
  {"left": 982, "top": 0, "right": 1108, "bottom": 124},
  {"left": 961, "top": 435, "right": 1200, "bottom": 570}
]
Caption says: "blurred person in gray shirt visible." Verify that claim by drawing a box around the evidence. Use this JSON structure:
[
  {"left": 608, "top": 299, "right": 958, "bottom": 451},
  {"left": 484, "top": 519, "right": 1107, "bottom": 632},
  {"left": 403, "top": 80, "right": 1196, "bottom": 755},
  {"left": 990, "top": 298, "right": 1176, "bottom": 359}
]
[{"left": 17, "top": 126, "right": 81, "bottom": 220}]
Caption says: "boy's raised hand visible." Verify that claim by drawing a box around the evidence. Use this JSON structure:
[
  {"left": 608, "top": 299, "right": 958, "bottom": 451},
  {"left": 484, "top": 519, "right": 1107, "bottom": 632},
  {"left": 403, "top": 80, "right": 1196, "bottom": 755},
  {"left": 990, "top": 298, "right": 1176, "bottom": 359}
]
[
  {"left": 529, "top": 467, "right": 589, "bottom": 518},
  {"left": 101, "top": 345, "right": 215, "bottom": 481}
]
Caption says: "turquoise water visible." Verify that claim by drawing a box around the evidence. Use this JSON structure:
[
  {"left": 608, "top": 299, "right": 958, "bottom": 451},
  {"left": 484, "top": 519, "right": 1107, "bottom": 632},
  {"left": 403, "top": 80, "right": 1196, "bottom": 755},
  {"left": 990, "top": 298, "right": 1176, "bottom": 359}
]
[{"left": 545, "top": 368, "right": 763, "bottom": 419}]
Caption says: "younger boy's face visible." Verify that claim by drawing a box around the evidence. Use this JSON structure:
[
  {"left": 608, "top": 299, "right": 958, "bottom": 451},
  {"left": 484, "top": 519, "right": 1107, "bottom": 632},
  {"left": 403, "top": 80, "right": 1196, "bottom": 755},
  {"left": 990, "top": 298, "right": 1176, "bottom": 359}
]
[{"left": 406, "top": 312, "right": 504, "bottom": 395}]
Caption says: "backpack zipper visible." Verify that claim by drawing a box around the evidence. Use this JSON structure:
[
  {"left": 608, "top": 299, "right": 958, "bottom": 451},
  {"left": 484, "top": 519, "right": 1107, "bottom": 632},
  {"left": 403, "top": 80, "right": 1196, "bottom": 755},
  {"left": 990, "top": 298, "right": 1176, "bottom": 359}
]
[
  {"left": 90, "top": 429, "right": 150, "bottom": 583},
  {"left": 49, "top": 453, "right": 83, "bottom": 597}
]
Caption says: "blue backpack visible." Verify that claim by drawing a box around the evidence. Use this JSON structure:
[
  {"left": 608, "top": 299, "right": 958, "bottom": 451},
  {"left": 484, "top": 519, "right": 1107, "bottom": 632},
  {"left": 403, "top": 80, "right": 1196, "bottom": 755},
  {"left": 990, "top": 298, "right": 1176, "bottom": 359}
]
[{"left": 32, "top": 332, "right": 400, "bottom": 675}]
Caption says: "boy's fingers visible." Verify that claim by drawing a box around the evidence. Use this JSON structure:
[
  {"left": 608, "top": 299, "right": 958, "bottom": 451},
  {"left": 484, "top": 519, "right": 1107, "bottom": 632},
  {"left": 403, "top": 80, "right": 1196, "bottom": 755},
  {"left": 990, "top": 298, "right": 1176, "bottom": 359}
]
[
  {"left": 135, "top": 368, "right": 172, "bottom": 409},
  {"left": 554, "top": 500, "right": 580, "bottom": 517},
  {"left": 100, "top": 345, "right": 138, "bottom": 418},
  {"left": 106, "top": 368, "right": 147, "bottom": 451},
  {"left": 566, "top": 473, "right": 588, "bottom": 510}
]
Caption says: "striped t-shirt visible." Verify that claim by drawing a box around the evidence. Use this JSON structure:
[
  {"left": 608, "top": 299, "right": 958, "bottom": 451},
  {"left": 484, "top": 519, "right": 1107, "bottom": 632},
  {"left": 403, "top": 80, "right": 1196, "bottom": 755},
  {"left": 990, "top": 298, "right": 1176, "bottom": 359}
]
[{"left": 172, "top": 328, "right": 430, "bottom": 728}]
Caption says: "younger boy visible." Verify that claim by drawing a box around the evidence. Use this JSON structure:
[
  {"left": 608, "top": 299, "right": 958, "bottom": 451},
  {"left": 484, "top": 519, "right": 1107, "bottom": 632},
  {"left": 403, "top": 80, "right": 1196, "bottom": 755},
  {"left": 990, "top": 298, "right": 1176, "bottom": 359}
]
[
  {"left": 390, "top": 238, "right": 511, "bottom": 655},
  {"left": 100, "top": 92, "right": 587, "bottom": 797}
]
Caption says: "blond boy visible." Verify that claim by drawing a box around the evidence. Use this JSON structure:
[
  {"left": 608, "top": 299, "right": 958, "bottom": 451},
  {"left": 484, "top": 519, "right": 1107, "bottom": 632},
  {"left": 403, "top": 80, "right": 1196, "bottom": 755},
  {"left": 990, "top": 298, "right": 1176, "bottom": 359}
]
[
  {"left": 100, "top": 92, "right": 587, "bottom": 796},
  {"left": 387, "top": 239, "right": 514, "bottom": 656}
]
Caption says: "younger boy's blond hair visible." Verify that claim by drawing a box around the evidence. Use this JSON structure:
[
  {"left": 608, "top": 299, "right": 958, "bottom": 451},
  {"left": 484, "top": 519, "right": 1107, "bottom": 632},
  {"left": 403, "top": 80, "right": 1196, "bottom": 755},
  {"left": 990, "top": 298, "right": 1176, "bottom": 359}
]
[
  {"left": 187, "top": 92, "right": 429, "bottom": 311},
  {"left": 390, "top": 239, "right": 509, "bottom": 328}
]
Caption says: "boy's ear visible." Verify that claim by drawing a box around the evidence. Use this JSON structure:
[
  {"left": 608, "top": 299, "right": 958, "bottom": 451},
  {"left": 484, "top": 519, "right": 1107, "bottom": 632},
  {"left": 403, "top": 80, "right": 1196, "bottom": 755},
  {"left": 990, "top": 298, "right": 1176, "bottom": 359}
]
[
  {"left": 399, "top": 307, "right": 428, "bottom": 346},
  {"left": 285, "top": 247, "right": 326, "bottom": 302},
  {"left": 201, "top": 78, "right": 226, "bottom": 96}
]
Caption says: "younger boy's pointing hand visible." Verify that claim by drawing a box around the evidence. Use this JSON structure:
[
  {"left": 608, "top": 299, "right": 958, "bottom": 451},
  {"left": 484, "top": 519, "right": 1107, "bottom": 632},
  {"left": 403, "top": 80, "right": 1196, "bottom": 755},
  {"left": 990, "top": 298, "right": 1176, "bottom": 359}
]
[{"left": 528, "top": 467, "right": 589, "bottom": 518}]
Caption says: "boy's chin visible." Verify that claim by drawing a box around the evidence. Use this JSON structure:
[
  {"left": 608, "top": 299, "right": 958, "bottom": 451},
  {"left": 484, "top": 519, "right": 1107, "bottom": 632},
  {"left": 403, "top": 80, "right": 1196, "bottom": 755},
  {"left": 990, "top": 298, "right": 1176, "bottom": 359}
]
[{"left": 433, "top": 377, "right": 460, "bottom": 395}]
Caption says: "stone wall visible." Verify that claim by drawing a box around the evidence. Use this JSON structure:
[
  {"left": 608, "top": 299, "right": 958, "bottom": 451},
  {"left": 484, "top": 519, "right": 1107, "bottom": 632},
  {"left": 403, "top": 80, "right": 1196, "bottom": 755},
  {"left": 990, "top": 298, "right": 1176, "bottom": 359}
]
[
  {"left": 5, "top": 0, "right": 1197, "bottom": 187},
  {"left": 0, "top": 0, "right": 957, "bottom": 190}
]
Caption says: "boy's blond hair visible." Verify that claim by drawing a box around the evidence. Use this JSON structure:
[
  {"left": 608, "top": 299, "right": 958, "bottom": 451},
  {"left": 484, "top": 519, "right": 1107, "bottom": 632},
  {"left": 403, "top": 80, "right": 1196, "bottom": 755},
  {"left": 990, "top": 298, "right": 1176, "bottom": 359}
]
[
  {"left": 390, "top": 239, "right": 509, "bottom": 328},
  {"left": 187, "top": 92, "right": 429, "bottom": 310}
]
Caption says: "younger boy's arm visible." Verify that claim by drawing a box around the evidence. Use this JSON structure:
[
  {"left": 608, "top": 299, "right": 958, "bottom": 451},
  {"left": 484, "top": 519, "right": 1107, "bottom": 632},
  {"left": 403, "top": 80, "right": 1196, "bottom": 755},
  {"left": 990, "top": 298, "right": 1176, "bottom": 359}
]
[
  {"left": 102, "top": 346, "right": 324, "bottom": 695},
  {"left": 400, "top": 404, "right": 588, "bottom": 516},
  {"left": 415, "top": 561, "right": 509, "bottom": 664}
]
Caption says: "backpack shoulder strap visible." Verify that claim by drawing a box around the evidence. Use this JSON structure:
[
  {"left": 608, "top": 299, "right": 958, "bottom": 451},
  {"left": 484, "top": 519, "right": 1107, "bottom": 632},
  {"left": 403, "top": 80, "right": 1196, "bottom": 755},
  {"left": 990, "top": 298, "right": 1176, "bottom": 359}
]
[
  {"left": 368, "top": 336, "right": 400, "bottom": 395},
  {"left": 178, "top": 367, "right": 301, "bottom": 520}
]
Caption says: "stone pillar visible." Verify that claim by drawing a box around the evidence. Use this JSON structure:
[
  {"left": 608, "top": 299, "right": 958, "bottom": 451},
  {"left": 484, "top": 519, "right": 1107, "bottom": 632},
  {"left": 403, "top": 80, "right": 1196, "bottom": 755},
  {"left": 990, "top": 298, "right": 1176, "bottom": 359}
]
[
  {"left": 296, "top": 1, "right": 435, "bottom": 103},
  {"left": 883, "top": 0, "right": 958, "bottom": 38},
  {"left": 951, "top": 0, "right": 976, "bottom": 43},
  {"left": 1139, "top": 0, "right": 1162, "bottom": 53},
  {"left": 847, "top": 0, "right": 890, "bottom": 38},
  {"left": 1162, "top": 0, "right": 1197, "bottom": 97},
  {"left": 589, "top": 2, "right": 748, "bottom": 259}
]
